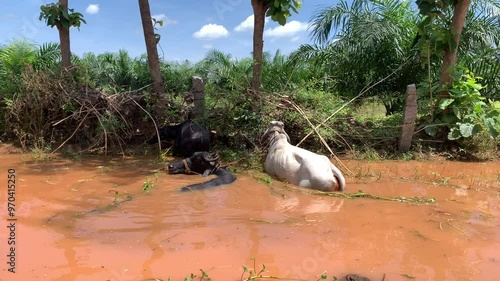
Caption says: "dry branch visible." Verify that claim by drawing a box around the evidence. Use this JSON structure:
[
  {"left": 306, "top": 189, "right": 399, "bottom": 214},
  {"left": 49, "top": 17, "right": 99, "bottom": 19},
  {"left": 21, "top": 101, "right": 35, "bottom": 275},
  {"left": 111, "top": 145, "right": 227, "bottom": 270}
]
[
  {"left": 7, "top": 67, "right": 168, "bottom": 154},
  {"left": 296, "top": 57, "right": 413, "bottom": 147},
  {"left": 278, "top": 96, "right": 354, "bottom": 177}
]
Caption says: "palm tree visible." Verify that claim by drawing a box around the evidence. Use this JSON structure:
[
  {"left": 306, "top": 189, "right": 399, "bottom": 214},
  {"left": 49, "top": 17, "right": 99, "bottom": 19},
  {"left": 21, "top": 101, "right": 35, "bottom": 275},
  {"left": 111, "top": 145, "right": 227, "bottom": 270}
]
[
  {"left": 0, "top": 40, "right": 61, "bottom": 96},
  {"left": 261, "top": 49, "right": 310, "bottom": 92},
  {"left": 294, "top": 0, "right": 421, "bottom": 114},
  {"left": 197, "top": 49, "right": 252, "bottom": 93},
  {"left": 458, "top": 0, "right": 500, "bottom": 99}
]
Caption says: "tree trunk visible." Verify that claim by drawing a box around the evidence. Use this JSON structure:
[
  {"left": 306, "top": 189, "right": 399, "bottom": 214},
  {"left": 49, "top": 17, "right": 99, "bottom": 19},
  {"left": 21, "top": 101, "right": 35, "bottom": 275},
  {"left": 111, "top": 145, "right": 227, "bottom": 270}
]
[
  {"left": 138, "top": 0, "right": 165, "bottom": 95},
  {"left": 251, "top": 0, "right": 269, "bottom": 100},
  {"left": 438, "top": 0, "right": 472, "bottom": 98},
  {"left": 58, "top": 0, "right": 71, "bottom": 69}
]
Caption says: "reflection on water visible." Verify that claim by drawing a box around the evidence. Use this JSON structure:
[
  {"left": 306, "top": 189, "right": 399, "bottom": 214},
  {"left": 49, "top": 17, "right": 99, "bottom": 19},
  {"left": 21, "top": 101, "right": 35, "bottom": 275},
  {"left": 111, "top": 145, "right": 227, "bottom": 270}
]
[{"left": 0, "top": 153, "right": 499, "bottom": 281}]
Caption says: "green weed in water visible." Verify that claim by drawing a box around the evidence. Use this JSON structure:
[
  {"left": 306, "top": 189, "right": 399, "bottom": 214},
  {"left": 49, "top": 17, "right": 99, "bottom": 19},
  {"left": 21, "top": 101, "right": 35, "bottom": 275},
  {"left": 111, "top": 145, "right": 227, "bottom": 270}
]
[
  {"left": 430, "top": 171, "right": 451, "bottom": 186},
  {"left": 143, "top": 177, "right": 154, "bottom": 192}
]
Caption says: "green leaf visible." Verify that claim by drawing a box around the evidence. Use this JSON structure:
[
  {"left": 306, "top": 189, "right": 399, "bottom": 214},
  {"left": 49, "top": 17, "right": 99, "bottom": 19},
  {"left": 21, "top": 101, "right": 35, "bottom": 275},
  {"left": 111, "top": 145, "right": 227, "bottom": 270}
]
[
  {"left": 447, "top": 127, "right": 462, "bottom": 140},
  {"left": 438, "top": 98, "right": 454, "bottom": 110},
  {"left": 484, "top": 117, "right": 499, "bottom": 139},
  {"left": 473, "top": 103, "right": 484, "bottom": 114},
  {"left": 442, "top": 114, "right": 457, "bottom": 124},
  {"left": 277, "top": 13, "right": 286, "bottom": 25},
  {"left": 60, "top": 20, "right": 70, "bottom": 30},
  {"left": 425, "top": 125, "right": 438, "bottom": 136},
  {"left": 448, "top": 88, "right": 466, "bottom": 98},
  {"left": 61, "top": 9, "right": 69, "bottom": 20},
  {"left": 421, "top": 16, "right": 432, "bottom": 27},
  {"left": 452, "top": 105, "right": 461, "bottom": 120},
  {"left": 200, "top": 269, "right": 209, "bottom": 277},
  {"left": 458, "top": 123, "right": 477, "bottom": 138}
]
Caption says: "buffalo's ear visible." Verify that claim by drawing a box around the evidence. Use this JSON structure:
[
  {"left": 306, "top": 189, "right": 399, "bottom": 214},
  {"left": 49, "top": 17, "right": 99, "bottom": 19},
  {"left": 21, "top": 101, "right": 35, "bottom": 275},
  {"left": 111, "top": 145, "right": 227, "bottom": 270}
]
[{"left": 202, "top": 169, "right": 212, "bottom": 177}]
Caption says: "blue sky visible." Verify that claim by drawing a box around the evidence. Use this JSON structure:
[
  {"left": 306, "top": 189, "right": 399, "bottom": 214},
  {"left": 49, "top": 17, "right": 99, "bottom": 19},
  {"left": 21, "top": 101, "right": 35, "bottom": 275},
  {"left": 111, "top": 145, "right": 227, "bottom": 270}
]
[{"left": 0, "top": 0, "right": 336, "bottom": 62}]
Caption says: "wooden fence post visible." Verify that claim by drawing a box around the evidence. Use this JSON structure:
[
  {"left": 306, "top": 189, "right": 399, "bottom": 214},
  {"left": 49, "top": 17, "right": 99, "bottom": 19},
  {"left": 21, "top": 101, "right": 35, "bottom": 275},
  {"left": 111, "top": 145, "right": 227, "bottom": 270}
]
[
  {"left": 398, "top": 84, "right": 418, "bottom": 152},
  {"left": 191, "top": 76, "right": 205, "bottom": 123}
]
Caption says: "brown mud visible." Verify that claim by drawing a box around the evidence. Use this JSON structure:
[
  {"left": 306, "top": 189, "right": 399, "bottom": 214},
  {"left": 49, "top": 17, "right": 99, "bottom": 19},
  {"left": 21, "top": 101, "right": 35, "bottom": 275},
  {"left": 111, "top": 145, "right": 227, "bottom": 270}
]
[{"left": 0, "top": 147, "right": 499, "bottom": 281}]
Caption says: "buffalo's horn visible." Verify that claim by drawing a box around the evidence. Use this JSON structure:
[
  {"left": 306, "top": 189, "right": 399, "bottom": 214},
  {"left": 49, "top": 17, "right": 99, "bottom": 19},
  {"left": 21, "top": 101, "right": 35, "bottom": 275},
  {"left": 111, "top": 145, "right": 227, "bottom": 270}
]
[
  {"left": 203, "top": 152, "right": 220, "bottom": 162},
  {"left": 260, "top": 130, "right": 269, "bottom": 145},
  {"left": 283, "top": 130, "right": 291, "bottom": 143}
]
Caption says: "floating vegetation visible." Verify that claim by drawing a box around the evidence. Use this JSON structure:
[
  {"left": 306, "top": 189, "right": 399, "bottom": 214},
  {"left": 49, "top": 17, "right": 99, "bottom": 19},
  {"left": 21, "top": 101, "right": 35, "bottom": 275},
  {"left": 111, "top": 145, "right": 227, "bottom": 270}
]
[{"left": 309, "top": 189, "right": 436, "bottom": 204}]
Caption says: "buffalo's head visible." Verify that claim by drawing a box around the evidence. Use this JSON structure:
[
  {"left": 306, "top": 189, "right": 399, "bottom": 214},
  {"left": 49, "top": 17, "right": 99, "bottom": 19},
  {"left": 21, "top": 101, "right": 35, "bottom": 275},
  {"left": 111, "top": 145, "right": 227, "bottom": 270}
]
[
  {"left": 160, "top": 124, "right": 180, "bottom": 140},
  {"left": 167, "top": 152, "right": 220, "bottom": 176},
  {"left": 260, "top": 120, "right": 291, "bottom": 146},
  {"left": 148, "top": 123, "right": 180, "bottom": 144}
]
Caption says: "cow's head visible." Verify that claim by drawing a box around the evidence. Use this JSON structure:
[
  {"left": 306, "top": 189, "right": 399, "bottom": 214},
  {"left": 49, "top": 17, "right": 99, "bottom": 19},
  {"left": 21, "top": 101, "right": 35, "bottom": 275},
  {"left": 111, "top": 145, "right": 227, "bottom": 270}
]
[
  {"left": 260, "top": 120, "right": 291, "bottom": 146},
  {"left": 167, "top": 152, "right": 220, "bottom": 176}
]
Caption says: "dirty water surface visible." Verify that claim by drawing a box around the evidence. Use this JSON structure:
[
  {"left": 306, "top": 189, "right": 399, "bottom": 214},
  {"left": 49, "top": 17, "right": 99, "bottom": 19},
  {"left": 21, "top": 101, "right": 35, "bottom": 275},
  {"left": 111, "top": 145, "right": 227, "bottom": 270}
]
[{"left": 0, "top": 150, "right": 499, "bottom": 281}]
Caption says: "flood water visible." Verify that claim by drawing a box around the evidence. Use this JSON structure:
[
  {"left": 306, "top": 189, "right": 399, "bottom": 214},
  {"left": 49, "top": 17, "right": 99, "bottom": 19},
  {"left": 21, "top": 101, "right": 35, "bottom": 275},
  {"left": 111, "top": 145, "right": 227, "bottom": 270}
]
[{"left": 0, "top": 147, "right": 499, "bottom": 281}]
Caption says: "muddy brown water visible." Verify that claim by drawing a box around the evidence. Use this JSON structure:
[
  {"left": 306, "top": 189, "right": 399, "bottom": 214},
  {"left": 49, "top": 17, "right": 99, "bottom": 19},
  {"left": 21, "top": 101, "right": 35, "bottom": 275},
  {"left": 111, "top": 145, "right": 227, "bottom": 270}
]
[{"left": 0, "top": 151, "right": 499, "bottom": 281}]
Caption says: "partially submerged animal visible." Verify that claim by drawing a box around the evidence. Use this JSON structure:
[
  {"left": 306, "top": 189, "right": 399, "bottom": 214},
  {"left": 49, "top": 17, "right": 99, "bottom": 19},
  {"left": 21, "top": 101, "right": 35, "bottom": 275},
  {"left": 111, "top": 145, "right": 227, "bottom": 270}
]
[
  {"left": 261, "top": 121, "right": 346, "bottom": 192},
  {"left": 149, "top": 119, "right": 210, "bottom": 157},
  {"left": 167, "top": 151, "right": 237, "bottom": 192}
]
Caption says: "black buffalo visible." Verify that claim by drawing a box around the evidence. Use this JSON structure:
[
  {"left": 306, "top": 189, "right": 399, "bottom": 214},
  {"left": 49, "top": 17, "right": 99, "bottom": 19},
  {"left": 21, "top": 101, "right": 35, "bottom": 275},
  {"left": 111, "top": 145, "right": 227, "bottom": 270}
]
[
  {"left": 149, "top": 120, "right": 210, "bottom": 157},
  {"left": 168, "top": 152, "right": 237, "bottom": 192}
]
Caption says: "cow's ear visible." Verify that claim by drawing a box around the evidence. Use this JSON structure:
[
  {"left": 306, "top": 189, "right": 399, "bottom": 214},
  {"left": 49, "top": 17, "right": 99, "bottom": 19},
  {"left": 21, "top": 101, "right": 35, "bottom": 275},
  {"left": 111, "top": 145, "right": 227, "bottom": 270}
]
[{"left": 202, "top": 169, "right": 211, "bottom": 177}]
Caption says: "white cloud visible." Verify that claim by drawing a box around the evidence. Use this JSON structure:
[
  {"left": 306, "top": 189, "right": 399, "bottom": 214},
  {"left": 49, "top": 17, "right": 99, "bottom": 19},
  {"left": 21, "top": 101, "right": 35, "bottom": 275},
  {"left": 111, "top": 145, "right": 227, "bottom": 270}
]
[
  {"left": 86, "top": 4, "right": 99, "bottom": 15},
  {"left": 291, "top": 36, "right": 301, "bottom": 42},
  {"left": 264, "top": 21, "right": 309, "bottom": 38},
  {"left": 234, "top": 15, "right": 269, "bottom": 32},
  {"left": 151, "top": 14, "right": 178, "bottom": 27},
  {"left": 193, "top": 24, "right": 229, "bottom": 40}
]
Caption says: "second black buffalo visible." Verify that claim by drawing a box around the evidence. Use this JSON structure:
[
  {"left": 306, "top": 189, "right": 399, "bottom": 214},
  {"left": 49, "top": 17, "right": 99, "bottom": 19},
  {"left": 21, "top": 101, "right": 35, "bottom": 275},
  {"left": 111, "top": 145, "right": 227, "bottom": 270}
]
[
  {"left": 149, "top": 120, "right": 210, "bottom": 157},
  {"left": 168, "top": 151, "right": 237, "bottom": 192}
]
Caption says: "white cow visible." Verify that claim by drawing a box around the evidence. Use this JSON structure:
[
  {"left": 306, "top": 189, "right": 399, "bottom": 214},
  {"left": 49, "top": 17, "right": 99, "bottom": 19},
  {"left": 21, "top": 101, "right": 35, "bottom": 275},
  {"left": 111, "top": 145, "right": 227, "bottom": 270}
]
[{"left": 261, "top": 121, "right": 346, "bottom": 192}]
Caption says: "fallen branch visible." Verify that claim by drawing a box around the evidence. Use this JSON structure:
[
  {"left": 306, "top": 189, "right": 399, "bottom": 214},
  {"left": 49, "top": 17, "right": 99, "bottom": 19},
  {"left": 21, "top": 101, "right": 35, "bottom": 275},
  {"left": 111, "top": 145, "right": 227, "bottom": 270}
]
[
  {"left": 279, "top": 97, "right": 354, "bottom": 177},
  {"left": 50, "top": 111, "right": 91, "bottom": 156},
  {"left": 309, "top": 189, "right": 437, "bottom": 204},
  {"left": 126, "top": 96, "right": 162, "bottom": 153},
  {"left": 296, "top": 57, "right": 412, "bottom": 147}
]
